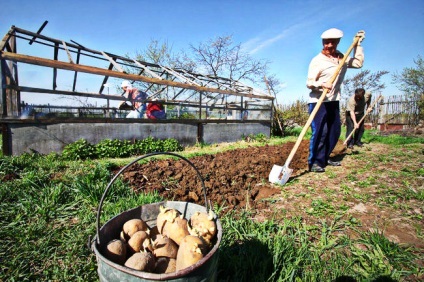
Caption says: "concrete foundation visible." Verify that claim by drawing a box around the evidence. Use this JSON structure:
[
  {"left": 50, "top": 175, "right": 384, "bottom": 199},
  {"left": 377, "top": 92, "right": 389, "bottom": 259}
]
[{"left": 2, "top": 120, "right": 270, "bottom": 156}]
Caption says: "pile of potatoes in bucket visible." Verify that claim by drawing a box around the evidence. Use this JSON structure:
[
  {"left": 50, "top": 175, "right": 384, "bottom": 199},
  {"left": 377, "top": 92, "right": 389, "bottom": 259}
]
[{"left": 103, "top": 206, "right": 217, "bottom": 274}]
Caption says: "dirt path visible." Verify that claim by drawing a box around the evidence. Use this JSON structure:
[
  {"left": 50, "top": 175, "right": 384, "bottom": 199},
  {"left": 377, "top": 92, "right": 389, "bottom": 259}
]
[{"left": 121, "top": 140, "right": 424, "bottom": 250}]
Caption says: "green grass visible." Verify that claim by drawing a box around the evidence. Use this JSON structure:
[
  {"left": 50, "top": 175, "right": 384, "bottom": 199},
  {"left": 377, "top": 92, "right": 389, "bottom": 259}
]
[
  {"left": 0, "top": 134, "right": 423, "bottom": 281},
  {"left": 362, "top": 129, "right": 424, "bottom": 145},
  {"left": 219, "top": 213, "right": 421, "bottom": 281},
  {"left": 0, "top": 154, "right": 162, "bottom": 281}
]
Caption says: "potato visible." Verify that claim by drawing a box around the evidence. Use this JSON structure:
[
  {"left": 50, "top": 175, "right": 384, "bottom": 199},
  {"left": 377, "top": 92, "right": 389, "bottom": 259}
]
[
  {"left": 152, "top": 234, "right": 178, "bottom": 259},
  {"left": 123, "top": 219, "right": 148, "bottom": 240},
  {"left": 104, "top": 239, "right": 127, "bottom": 265},
  {"left": 162, "top": 215, "right": 190, "bottom": 245},
  {"left": 154, "top": 257, "right": 176, "bottom": 274},
  {"left": 156, "top": 206, "right": 180, "bottom": 234},
  {"left": 176, "top": 235, "right": 207, "bottom": 271},
  {"left": 188, "top": 210, "right": 217, "bottom": 243},
  {"left": 127, "top": 230, "right": 152, "bottom": 253},
  {"left": 124, "top": 252, "right": 156, "bottom": 272}
]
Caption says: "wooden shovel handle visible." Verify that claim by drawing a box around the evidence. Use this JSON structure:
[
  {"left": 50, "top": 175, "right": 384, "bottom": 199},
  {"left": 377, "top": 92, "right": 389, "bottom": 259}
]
[{"left": 284, "top": 35, "right": 361, "bottom": 167}]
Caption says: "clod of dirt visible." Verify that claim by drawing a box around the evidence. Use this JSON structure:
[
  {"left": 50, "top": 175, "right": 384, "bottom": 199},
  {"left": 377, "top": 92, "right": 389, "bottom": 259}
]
[{"left": 121, "top": 140, "right": 315, "bottom": 212}]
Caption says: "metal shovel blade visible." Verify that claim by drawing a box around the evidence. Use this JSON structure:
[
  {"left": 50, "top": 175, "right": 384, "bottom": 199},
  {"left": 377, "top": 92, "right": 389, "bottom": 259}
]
[{"left": 268, "top": 164, "right": 293, "bottom": 185}]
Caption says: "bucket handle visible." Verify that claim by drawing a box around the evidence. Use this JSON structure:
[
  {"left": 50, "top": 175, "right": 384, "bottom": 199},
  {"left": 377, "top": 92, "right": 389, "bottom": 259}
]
[{"left": 95, "top": 152, "right": 208, "bottom": 245}]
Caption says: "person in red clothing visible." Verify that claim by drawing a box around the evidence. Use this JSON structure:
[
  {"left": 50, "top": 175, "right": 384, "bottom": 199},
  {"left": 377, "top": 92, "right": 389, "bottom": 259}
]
[{"left": 146, "top": 99, "right": 166, "bottom": 119}]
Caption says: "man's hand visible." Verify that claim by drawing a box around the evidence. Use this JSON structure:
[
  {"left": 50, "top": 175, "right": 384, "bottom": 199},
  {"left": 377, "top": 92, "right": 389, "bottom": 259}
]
[
  {"left": 366, "top": 107, "right": 373, "bottom": 114},
  {"left": 321, "top": 81, "right": 333, "bottom": 90},
  {"left": 354, "top": 30, "right": 366, "bottom": 45},
  {"left": 354, "top": 122, "right": 359, "bottom": 129}
]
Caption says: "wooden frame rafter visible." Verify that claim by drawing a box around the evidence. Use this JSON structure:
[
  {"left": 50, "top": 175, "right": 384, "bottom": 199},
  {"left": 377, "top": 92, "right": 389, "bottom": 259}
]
[{"left": 0, "top": 25, "right": 273, "bottom": 120}]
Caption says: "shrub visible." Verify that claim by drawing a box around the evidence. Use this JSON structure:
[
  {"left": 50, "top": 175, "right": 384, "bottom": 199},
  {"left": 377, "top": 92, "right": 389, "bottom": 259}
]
[
  {"left": 62, "top": 139, "right": 97, "bottom": 160},
  {"left": 161, "top": 138, "right": 184, "bottom": 152},
  {"left": 96, "top": 139, "right": 133, "bottom": 158},
  {"left": 244, "top": 133, "right": 268, "bottom": 142},
  {"left": 179, "top": 112, "right": 197, "bottom": 119},
  {"left": 61, "top": 137, "right": 183, "bottom": 160},
  {"left": 272, "top": 100, "right": 309, "bottom": 137}
]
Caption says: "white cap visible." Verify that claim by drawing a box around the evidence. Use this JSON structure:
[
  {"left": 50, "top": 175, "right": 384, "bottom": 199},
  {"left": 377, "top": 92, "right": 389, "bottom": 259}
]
[
  {"left": 121, "top": 80, "right": 132, "bottom": 88},
  {"left": 321, "top": 28, "right": 343, "bottom": 39}
]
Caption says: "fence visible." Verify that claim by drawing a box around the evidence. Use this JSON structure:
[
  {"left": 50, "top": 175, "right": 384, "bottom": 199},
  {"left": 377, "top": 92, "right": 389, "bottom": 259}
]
[
  {"left": 276, "top": 94, "right": 422, "bottom": 132},
  {"left": 377, "top": 94, "right": 422, "bottom": 130}
]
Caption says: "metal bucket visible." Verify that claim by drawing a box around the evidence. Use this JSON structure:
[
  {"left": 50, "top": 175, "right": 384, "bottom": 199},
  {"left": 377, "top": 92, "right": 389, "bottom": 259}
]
[{"left": 91, "top": 152, "right": 222, "bottom": 282}]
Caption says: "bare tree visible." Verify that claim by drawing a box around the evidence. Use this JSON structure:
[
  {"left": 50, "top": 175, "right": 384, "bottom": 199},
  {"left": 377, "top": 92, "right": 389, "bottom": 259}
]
[
  {"left": 134, "top": 39, "right": 196, "bottom": 71},
  {"left": 392, "top": 55, "right": 424, "bottom": 121},
  {"left": 342, "top": 69, "right": 389, "bottom": 99},
  {"left": 392, "top": 55, "right": 424, "bottom": 96},
  {"left": 264, "top": 74, "right": 282, "bottom": 98},
  {"left": 190, "top": 35, "right": 269, "bottom": 84},
  {"left": 124, "top": 40, "right": 195, "bottom": 99}
]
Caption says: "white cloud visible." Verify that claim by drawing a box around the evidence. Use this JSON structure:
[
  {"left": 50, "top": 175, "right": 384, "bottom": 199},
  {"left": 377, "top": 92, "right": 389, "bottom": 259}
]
[
  {"left": 242, "top": 21, "right": 314, "bottom": 55},
  {"left": 241, "top": 0, "right": 374, "bottom": 56}
]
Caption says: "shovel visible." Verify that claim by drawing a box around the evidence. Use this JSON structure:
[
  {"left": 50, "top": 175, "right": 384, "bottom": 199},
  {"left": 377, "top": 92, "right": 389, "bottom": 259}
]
[
  {"left": 269, "top": 34, "right": 362, "bottom": 185},
  {"left": 343, "top": 94, "right": 382, "bottom": 146}
]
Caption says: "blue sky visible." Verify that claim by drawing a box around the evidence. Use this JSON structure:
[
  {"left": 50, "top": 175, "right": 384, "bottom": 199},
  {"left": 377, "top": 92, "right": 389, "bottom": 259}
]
[{"left": 1, "top": 0, "right": 423, "bottom": 105}]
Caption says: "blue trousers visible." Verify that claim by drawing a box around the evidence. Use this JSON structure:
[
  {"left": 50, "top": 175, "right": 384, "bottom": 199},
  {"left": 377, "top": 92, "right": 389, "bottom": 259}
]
[{"left": 308, "top": 101, "right": 341, "bottom": 169}]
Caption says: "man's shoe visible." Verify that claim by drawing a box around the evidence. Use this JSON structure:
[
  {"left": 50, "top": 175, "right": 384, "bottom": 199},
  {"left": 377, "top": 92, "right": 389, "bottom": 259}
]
[
  {"left": 348, "top": 145, "right": 354, "bottom": 149},
  {"left": 310, "top": 164, "right": 325, "bottom": 173},
  {"left": 355, "top": 142, "right": 364, "bottom": 147},
  {"left": 327, "top": 160, "right": 341, "bottom": 166}
]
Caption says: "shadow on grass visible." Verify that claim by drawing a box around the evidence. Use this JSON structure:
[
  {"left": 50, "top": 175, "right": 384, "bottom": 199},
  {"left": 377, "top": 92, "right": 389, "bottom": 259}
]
[
  {"left": 217, "top": 238, "right": 275, "bottom": 281},
  {"left": 334, "top": 275, "right": 397, "bottom": 282}
]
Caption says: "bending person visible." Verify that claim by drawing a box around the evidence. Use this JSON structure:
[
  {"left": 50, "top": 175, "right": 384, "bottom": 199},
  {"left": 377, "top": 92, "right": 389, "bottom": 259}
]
[
  {"left": 121, "top": 80, "right": 148, "bottom": 118},
  {"left": 146, "top": 99, "right": 166, "bottom": 120},
  {"left": 345, "top": 88, "right": 372, "bottom": 149}
]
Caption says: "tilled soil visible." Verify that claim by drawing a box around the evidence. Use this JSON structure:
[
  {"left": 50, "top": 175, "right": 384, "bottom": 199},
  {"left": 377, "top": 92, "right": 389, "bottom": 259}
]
[
  {"left": 121, "top": 140, "right": 320, "bottom": 212},
  {"left": 119, "top": 139, "right": 424, "bottom": 252}
]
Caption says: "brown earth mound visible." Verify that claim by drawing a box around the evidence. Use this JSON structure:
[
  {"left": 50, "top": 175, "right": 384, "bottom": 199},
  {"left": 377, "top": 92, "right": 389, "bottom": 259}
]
[{"left": 121, "top": 140, "right": 345, "bottom": 212}]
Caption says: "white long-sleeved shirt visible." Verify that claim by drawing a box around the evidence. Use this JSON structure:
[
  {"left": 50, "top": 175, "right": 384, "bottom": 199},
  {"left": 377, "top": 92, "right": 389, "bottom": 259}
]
[{"left": 306, "top": 45, "right": 364, "bottom": 103}]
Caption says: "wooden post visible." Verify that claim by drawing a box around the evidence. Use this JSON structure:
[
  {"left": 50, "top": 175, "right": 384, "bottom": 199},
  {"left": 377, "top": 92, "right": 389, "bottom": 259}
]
[
  {"left": 72, "top": 49, "right": 81, "bottom": 92},
  {"left": 0, "top": 59, "right": 7, "bottom": 117},
  {"left": 1, "top": 33, "right": 20, "bottom": 117},
  {"left": 53, "top": 42, "right": 58, "bottom": 90},
  {"left": 199, "top": 91, "right": 202, "bottom": 119}
]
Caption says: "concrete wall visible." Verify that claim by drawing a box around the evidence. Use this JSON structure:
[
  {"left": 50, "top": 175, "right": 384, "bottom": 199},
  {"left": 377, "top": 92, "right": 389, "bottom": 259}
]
[
  {"left": 4, "top": 121, "right": 270, "bottom": 155},
  {"left": 202, "top": 122, "right": 270, "bottom": 144}
]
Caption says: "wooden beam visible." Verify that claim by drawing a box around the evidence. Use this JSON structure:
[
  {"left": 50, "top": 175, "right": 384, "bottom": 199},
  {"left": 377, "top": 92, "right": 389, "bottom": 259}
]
[
  {"left": 1, "top": 60, "right": 8, "bottom": 116},
  {"left": 13, "top": 25, "right": 251, "bottom": 88},
  {"left": 101, "top": 51, "right": 125, "bottom": 73},
  {"left": 29, "top": 21, "right": 48, "bottom": 45},
  {"left": 159, "top": 64, "right": 200, "bottom": 86},
  {"left": 8, "top": 86, "right": 239, "bottom": 111},
  {"left": 0, "top": 51, "right": 273, "bottom": 100},
  {"left": 6, "top": 85, "right": 272, "bottom": 117},
  {"left": 99, "top": 63, "right": 114, "bottom": 94},
  {"left": 0, "top": 27, "right": 15, "bottom": 52},
  {"left": 132, "top": 59, "right": 163, "bottom": 80},
  {"left": 72, "top": 50, "right": 81, "bottom": 92},
  {"left": 53, "top": 43, "right": 58, "bottom": 90},
  {"left": 62, "top": 41, "right": 74, "bottom": 63},
  {"left": 11, "top": 85, "right": 127, "bottom": 102}
]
